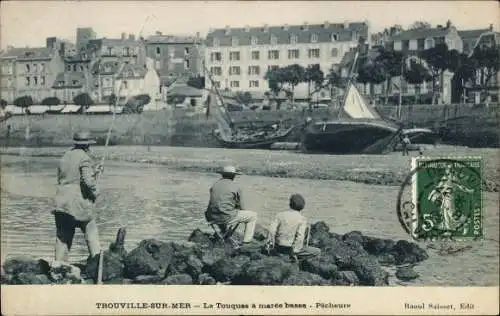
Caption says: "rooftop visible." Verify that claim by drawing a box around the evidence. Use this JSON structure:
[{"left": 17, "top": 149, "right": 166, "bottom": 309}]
[
  {"left": 0, "top": 47, "right": 55, "bottom": 60},
  {"left": 144, "top": 34, "right": 202, "bottom": 44},
  {"left": 116, "top": 63, "right": 148, "bottom": 79},
  {"left": 206, "top": 21, "right": 368, "bottom": 46},
  {"left": 389, "top": 26, "right": 453, "bottom": 41},
  {"left": 52, "top": 71, "right": 86, "bottom": 88}
]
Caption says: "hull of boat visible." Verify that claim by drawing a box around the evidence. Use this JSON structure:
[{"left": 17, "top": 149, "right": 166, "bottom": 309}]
[
  {"left": 214, "top": 133, "right": 292, "bottom": 149},
  {"left": 302, "top": 120, "right": 401, "bottom": 154}
]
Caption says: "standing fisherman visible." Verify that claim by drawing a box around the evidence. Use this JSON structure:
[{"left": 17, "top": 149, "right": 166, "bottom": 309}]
[{"left": 53, "top": 131, "right": 104, "bottom": 263}]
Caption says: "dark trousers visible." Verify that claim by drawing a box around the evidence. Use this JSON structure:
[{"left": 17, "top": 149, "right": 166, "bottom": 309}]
[{"left": 54, "top": 211, "right": 101, "bottom": 262}]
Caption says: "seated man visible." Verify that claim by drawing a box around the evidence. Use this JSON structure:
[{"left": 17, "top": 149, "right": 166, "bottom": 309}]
[
  {"left": 267, "top": 194, "right": 320, "bottom": 261},
  {"left": 205, "top": 165, "right": 257, "bottom": 245}
]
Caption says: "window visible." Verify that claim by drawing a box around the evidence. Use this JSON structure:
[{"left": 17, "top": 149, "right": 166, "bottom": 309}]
[
  {"left": 230, "top": 81, "right": 239, "bottom": 88},
  {"left": 184, "top": 47, "right": 190, "bottom": 54},
  {"left": 290, "top": 34, "right": 298, "bottom": 44},
  {"left": 71, "top": 91, "right": 75, "bottom": 98},
  {"left": 72, "top": 80, "right": 78, "bottom": 85},
  {"left": 210, "top": 52, "right": 222, "bottom": 62},
  {"left": 425, "top": 38, "right": 435, "bottom": 49},
  {"left": 107, "top": 47, "right": 112, "bottom": 55},
  {"left": 213, "top": 38, "right": 220, "bottom": 47},
  {"left": 33, "top": 64, "right": 38, "bottom": 72},
  {"left": 67, "top": 65, "right": 72, "bottom": 71},
  {"left": 311, "top": 33, "right": 318, "bottom": 43},
  {"left": 210, "top": 67, "right": 222, "bottom": 76},
  {"left": 184, "top": 59, "right": 190, "bottom": 69},
  {"left": 231, "top": 37, "right": 239, "bottom": 46},
  {"left": 251, "top": 36, "right": 258, "bottom": 45},
  {"left": 213, "top": 81, "right": 221, "bottom": 88},
  {"left": 251, "top": 51, "right": 260, "bottom": 60},
  {"left": 123, "top": 81, "right": 128, "bottom": 89},
  {"left": 308, "top": 48, "right": 320, "bottom": 58},
  {"left": 229, "top": 51, "right": 240, "bottom": 61},
  {"left": 268, "top": 50, "right": 279, "bottom": 60},
  {"left": 402, "top": 40, "right": 410, "bottom": 51},
  {"left": 288, "top": 49, "right": 299, "bottom": 59},
  {"left": 73, "top": 65, "right": 77, "bottom": 71},
  {"left": 270, "top": 35, "right": 278, "bottom": 45},
  {"left": 352, "top": 31, "right": 358, "bottom": 41},
  {"left": 34, "top": 77, "right": 38, "bottom": 85},
  {"left": 331, "top": 48, "right": 339, "bottom": 57},
  {"left": 229, "top": 66, "right": 241, "bottom": 75},
  {"left": 25, "top": 77, "right": 30, "bottom": 85},
  {"left": 331, "top": 34, "right": 338, "bottom": 41},
  {"left": 248, "top": 66, "right": 260, "bottom": 75},
  {"left": 249, "top": 80, "right": 259, "bottom": 88},
  {"left": 267, "top": 65, "right": 279, "bottom": 71},
  {"left": 156, "top": 46, "right": 161, "bottom": 55},
  {"left": 26, "top": 64, "right": 30, "bottom": 72}
]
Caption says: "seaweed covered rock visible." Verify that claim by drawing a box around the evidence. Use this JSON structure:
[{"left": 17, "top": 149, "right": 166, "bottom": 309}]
[
  {"left": 48, "top": 263, "right": 83, "bottom": 284},
  {"left": 363, "top": 237, "right": 396, "bottom": 255},
  {"left": 208, "top": 255, "right": 251, "bottom": 283},
  {"left": 300, "top": 255, "right": 339, "bottom": 280},
  {"left": 162, "top": 273, "right": 193, "bottom": 285},
  {"left": 2, "top": 257, "right": 50, "bottom": 275},
  {"left": 234, "top": 257, "right": 299, "bottom": 285},
  {"left": 123, "top": 239, "right": 175, "bottom": 278},
  {"left": 332, "top": 270, "right": 359, "bottom": 285},
  {"left": 165, "top": 253, "right": 204, "bottom": 282},
  {"left": 396, "top": 266, "right": 420, "bottom": 281},
  {"left": 349, "top": 255, "right": 388, "bottom": 286},
  {"left": 10, "top": 273, "right": 51, "bottom": 285},
  {"left": 283, "top": 271, "right": 330, "bottom": 285},
  {"left": 86, "top": 251, "right": 123, "bottom": 282},
  {"left": 391, "top": 240, "right": 429, "bottom": 265},
  {"left": 188, "top": 229, "right": 214, "bottom": 247},
  {"left": 343, "top": 231, "right": 365, "bottom": 245},
  {"left": 198, "top": 273, "right": 217, "bottom": 285}
]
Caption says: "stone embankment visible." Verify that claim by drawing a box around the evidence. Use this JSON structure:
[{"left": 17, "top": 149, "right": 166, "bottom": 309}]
[{"left": 1, "top": 222, "right": 428, "bottom": 285}]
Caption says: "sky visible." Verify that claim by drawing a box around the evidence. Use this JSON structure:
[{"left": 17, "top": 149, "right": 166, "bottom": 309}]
[{"left": 1, "top": 1, "right": 499, "bottom": 49}]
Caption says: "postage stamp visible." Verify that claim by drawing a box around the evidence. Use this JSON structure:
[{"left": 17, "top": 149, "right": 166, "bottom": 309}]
[{"left": 410, "top": 157, "right": 483, "bottom": 241}]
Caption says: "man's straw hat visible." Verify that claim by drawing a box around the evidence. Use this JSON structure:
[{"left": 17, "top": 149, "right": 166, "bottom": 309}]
[
  {"left": 73, "top": 131, "right": 96, "bottom": 145},
  {"left": 217, "top": 165, "right": 241, "bottom": 175}
]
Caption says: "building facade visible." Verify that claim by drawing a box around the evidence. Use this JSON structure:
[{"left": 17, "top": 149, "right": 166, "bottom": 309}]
[
  {"left": 0, "top": 47, "right": 65, "bottom": 103},
  {"left": 0, "top": 54, "right": 17, "bottom": 103},
  {"left": 143, "top": 32, "right": 204, "bottom": 81},
  {"left": 204, "top": 21, "right": 369, "bottom": 94},
  {"left": 115, "top": 57, "right": 160, "bottom": 103}
]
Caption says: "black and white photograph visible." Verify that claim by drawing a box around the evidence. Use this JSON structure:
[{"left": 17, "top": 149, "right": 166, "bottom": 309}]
[{"left": 1, "top": 1, "right": 499, "bottom": 315}]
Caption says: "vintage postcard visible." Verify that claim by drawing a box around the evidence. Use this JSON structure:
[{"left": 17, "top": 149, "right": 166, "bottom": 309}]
[{"left": 1, "top": 0, "right": 499, "bottom": 315}]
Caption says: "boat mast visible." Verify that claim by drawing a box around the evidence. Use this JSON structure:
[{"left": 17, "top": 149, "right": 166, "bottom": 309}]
[{"left": 337, "top": 49, "right": 360, "bottom": 119}]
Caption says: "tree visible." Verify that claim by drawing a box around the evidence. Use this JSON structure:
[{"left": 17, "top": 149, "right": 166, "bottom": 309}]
[
  {"left": 281, "top": 64, "right": 306, "bottom": 105},
  {"left": 404, "top": 60, "right": 432, "bottom": 104},
  {"left": 264, "top": 67, "right": 286, "bottom": 109},
  {"left": 410, "top": 21, "right": 432, "bottom": 29},
  {"left": 375, "top": 48, "right": 404, "bottom": 103},
  {"left": 107, "top": 93, "right": 117, "bottom": 106},
  {"left": 41, "top": 97, "right": 61, "bottom": 106},
  {"left": 419, "top": 43, "right": 452, "bottom": 104},
  {"left": 73, "top": 93, "right": 94, "bottom": 111},
  {"left": 304, "top": 64, "right": 324, "bottom": 110},
  {"left": 1, "top": 99, "right": 7, "bottom": 108},
  {"left": 123, "top": 94, "right": 150, "bottom": 113},
  {"left": 186, "top": 76, "right": 205, "bottom": 90},
  {"left": 471, "top": 45, "right": 500, "bottom": 101},
  {"left": 357, "top": 61, "right": 386, "bottom": 98},
  {"left": 14, "top": 95, "right": 34, "bottom": 114}
]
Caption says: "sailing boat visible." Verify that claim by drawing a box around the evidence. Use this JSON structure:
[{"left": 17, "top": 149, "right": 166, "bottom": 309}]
[
  {"left": 301, "top": 53, "right": 433, "bottom": 154},
  {"left": 209, "top": 89, "right": 299, "bottom": 149}
]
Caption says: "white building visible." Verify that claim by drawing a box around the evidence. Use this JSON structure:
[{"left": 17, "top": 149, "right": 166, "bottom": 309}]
[
  {"left": 204, "top": 21, "right": 369, "bottom": 96},
  {"left": 115, "top": 57, "right": 160, "bottom": 103}
]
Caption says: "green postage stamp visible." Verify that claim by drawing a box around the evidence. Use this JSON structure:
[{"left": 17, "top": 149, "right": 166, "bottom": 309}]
[{"left": 411, "top": 157, "right": 483, "bottom": 240}]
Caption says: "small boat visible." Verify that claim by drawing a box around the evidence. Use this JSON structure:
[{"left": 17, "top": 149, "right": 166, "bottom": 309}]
[
  {"left": 208, "top": 89, "right": 299, "bottom": 149},
  {"left": 301, "top": 52, "right": 434, "bottom": 155}
]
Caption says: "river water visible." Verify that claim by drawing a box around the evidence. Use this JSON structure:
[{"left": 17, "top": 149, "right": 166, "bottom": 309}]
[{"left": 0, "top": 149, "right": 498, "bottom": 286}]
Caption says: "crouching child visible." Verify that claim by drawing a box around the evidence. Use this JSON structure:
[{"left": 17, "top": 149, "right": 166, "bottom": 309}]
[{"left": 266, "top": 194, "right": 321, "bottom": 261}]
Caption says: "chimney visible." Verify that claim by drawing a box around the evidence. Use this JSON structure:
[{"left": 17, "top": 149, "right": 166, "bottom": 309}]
[
  {"left": 155, "top": 31, "right": 162, "bottom": 36},
  {"left": 490, "top": 24, "right": 493, "bottom": 31},
  {"left": 282, "top": 24, "right": 289, "bottom": 31},
  {"left": 446, "top": 20, "right": 452, "bottom": 29},
  {"left": 244, "top": 25, "right": 250, "bottom": 32},
  {"left": 225, "top": 25, "right": 231, "bottom": 35},
  {"left": 323, "top": 21, "right": 329, "bottom": 28},
  {"left": 263, "top": 24, "right": 269, "bottom": 32},
  {"left": 343, "top": 20, "right": 349, "bottom": 29},
  {"left": 302, "top": 22, "right": 309, "bottom": 30},
  {"left": 60, "top": 42, "right": 65, "bottom": 57},
  {"left": 129, "top": 34, "right": 135, "bottom": 41}
]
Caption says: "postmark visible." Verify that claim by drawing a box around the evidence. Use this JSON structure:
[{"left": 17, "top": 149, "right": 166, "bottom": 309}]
[{"left": 397, "top": 157, "right": 483, "bottom": 241}]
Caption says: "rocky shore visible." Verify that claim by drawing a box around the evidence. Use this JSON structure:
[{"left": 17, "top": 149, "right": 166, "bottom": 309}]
[{"left": 0, "top": 222, "right": 428, "bottom": 285}]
